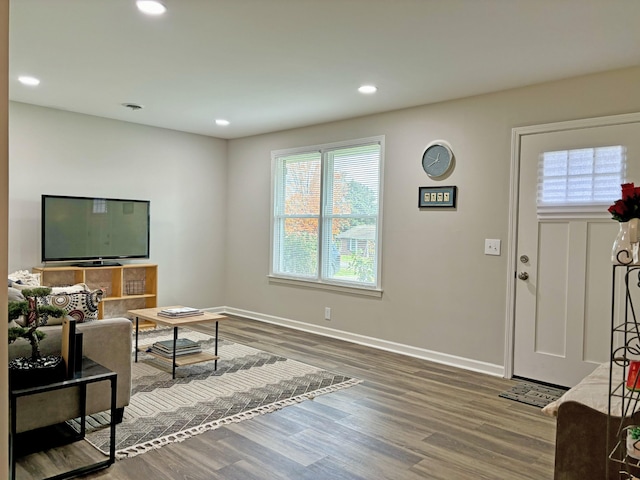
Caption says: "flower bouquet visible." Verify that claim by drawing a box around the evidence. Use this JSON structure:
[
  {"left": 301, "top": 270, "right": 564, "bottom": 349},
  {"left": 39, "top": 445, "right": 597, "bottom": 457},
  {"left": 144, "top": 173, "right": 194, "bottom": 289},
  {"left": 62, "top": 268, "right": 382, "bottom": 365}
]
[
  {"left": 609, "top": 183, "right": 640, "bottom": 222},
  {"left": 610, "top": 183, "right": 640, "bottom": 265}
]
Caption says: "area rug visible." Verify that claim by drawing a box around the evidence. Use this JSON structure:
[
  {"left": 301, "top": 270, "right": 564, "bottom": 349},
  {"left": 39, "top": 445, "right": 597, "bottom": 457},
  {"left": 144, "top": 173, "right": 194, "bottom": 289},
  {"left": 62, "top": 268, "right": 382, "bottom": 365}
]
[
  {"left": 76, "top": 328, "right": 361, "bottom": 459},
  {"left": 499, "top": 381, "right": 568, "bottom": 408}
]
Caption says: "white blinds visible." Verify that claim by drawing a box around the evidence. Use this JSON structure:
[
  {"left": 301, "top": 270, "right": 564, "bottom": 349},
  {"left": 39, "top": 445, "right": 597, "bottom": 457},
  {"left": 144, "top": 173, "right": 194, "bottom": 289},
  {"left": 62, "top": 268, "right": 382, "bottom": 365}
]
[
  {"left": 272, "top": 138, "right": 382, "bottom": 288},
  {"left": 537, "top": 145, "right": 625, "bottom": 218}
]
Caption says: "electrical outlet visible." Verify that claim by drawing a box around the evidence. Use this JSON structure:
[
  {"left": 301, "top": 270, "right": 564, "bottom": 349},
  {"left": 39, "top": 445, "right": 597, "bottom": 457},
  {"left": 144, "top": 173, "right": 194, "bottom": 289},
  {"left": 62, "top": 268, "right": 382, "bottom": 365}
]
[
  {"left": 325, "top": 307, "right": 331, "bottom": 320},
  {"left": 484, "top": 239, "right": 501, "bottom": 256}
]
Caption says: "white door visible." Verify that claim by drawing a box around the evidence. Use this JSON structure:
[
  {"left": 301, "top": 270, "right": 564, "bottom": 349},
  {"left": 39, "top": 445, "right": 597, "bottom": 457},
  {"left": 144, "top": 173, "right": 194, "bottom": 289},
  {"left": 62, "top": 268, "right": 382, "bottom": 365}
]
[{"left": 513, "top": 117, "right": 640, "bottom": 387}]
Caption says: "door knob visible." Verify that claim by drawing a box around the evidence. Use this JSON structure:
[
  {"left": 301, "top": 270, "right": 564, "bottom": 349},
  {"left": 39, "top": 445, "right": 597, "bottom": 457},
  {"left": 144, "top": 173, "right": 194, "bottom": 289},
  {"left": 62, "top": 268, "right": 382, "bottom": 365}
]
[{"left": 518, "top": 272, "right": 529, "bottom": 281}]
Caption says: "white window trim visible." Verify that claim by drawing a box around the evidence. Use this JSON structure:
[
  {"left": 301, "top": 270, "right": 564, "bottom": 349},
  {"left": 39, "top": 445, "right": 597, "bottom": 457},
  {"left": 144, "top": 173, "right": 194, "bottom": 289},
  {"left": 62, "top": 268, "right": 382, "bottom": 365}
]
[
  {"left": 267, "top": 275, "right": 383, "bottom": 297},
  {"left": 537, "top": 204, "right": 613, "bottom": 221},
  {"left": 269, "top": 135, "right": 385, "bottom": 294}
]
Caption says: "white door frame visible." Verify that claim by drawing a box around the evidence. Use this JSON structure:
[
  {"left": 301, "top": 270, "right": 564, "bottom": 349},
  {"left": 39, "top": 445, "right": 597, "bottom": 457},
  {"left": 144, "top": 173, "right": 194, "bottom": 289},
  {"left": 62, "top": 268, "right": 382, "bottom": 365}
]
[{"left": 503, "top": 111, "right": 640, "bottom": 379}]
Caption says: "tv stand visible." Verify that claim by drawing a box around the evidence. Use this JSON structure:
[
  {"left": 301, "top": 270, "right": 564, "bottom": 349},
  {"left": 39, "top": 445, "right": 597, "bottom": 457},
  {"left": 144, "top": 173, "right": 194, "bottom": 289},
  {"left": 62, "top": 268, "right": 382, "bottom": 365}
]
[
  {"left": 33, "top": 264, "right": 157, "bottom": 320},
  {"left": 74, "top": 260, "right": 122, "bottom": 267}
]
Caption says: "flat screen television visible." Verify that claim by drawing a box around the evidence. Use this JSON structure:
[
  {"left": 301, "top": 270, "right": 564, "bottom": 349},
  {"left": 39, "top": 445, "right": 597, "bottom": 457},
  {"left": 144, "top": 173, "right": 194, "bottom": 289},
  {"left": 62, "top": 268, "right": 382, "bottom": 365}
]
[{"left": 41, "top": 194, "right": 150, "bottom": 265}]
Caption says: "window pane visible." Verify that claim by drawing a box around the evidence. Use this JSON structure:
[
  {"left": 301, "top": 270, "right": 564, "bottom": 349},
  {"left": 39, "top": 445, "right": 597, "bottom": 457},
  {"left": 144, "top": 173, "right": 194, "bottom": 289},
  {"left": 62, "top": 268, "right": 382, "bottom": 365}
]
[
  {"left": 278, "top": 218, "right": 318, "bottom": 277},
  {"left": 283, "top": 155, "right": 320, "bottom": 216},
  {"left": 327, "top": 144, "right": 380, "bottom": 215},
  {"left": 334, "top": 218, "right": 377, "bottom": 285},
  {"left": 538, "top": 145, "right": 625, "bottom": 207}
]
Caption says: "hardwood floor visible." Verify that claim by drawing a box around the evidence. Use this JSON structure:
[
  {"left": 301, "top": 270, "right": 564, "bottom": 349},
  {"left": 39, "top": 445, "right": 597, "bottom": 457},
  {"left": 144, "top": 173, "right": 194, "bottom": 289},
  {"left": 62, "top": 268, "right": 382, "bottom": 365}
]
[{"left": 18, "top": 316, "right": 557, "bottom": 480}]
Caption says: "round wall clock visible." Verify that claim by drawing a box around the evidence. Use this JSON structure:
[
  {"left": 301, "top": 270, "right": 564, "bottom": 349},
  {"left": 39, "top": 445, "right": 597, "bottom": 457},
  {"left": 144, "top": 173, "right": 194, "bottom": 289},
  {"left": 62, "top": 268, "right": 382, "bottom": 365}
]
[{"left": 422, "top": 140, "right": 454, "bottom": 178}]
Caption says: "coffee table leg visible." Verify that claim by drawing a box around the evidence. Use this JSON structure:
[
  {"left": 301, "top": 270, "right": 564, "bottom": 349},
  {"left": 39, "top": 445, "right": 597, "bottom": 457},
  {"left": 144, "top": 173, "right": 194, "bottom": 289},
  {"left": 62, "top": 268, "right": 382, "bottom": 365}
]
[
  {"left": 135, "top": 317, "right": 139, "bottom": 362},
  {"left": 215, "top": 320, "right": 219, "bottom": 370},
  {"left": 172, "top": 327, "right": 178, "bottom": 379}
]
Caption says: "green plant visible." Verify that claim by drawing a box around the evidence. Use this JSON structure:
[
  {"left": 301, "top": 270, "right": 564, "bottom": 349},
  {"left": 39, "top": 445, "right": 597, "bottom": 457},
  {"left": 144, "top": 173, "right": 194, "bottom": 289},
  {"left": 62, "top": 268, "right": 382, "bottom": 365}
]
[
  {"left": 630, "top": 426, "right": 640, "bottom": 440},
  {"left": 282, "top": 232, "right": 318, "bottom": 276},
  {"left": 8, "top": 287, "right": 65, "bottom": 361},
  {"left": 348, "top": 249, "right": 375, "bottom": 283}
]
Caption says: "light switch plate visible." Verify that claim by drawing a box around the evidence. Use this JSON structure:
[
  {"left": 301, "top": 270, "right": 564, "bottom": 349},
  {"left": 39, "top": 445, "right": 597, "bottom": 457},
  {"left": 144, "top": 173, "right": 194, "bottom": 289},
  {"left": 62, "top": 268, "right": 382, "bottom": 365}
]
[{"left": 485, "top": 239, "right": 501, "bottom": 256}]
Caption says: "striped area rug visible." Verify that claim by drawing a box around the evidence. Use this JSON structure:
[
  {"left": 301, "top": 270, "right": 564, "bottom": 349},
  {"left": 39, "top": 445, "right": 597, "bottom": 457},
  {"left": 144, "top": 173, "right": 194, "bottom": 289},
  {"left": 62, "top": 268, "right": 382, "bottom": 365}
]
[{"left": 79, "top": 328, "right": 361, "bottom": 459}]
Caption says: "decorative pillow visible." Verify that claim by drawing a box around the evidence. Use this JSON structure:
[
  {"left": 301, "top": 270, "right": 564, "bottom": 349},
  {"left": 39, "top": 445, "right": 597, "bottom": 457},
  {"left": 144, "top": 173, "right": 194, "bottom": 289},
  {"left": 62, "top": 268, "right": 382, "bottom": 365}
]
[
  {"left": 8, "top": 270, "right": 41, "bottom": 286},
  {"left": 50, "top": 283, "right": 90, "bottom": 294},
  {"left": 8, "top": 287, "right": 26, "bottom": 326},
  {"left": 8, "top": 287, "right": 25, "bottom": 303},
  {"left": 38, "top": 289, "right": 104, "bottom": 325}
]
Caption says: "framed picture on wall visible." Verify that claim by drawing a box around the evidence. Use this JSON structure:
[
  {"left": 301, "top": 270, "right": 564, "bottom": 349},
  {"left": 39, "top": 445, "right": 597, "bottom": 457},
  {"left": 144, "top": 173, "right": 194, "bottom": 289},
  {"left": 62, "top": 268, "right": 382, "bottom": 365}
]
[{"left": 418, "top": 186, "right": 457, "bottom": 208}]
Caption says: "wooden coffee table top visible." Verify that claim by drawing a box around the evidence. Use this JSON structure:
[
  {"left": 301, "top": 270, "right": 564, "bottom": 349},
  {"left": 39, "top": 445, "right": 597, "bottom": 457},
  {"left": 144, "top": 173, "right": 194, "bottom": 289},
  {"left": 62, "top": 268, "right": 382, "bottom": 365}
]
[{"left": 128, "top": 306, "right": 227, "bottom": 327}]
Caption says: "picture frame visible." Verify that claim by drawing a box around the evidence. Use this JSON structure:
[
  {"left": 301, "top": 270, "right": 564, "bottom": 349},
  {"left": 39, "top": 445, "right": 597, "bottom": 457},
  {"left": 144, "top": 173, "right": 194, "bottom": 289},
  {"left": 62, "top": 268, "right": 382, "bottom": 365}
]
[{"left": 418, "top": 186, "right": 457, "bottom": 208}]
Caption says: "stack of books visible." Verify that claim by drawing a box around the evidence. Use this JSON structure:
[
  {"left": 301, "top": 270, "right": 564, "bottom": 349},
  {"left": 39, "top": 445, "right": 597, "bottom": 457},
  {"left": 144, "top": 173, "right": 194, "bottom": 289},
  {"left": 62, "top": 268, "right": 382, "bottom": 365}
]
[
  {"left": 157, "top": 307, "right": 203, "bottom": 318},
  {"left": 149, "top": 338, "right": 202, "bottom": 357}
]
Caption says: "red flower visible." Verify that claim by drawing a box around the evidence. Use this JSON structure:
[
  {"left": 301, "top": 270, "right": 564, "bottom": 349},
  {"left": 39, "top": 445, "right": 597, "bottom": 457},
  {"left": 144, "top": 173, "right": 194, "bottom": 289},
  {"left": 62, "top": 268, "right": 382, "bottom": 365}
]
[{"left": 610, "top": 183, "right": 640, "bottom": 222}]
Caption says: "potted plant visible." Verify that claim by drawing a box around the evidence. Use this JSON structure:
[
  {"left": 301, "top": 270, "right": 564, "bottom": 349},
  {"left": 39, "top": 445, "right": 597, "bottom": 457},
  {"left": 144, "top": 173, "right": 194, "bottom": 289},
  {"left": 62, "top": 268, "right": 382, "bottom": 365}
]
[
  {"left": 627, "top": 426, "right": 640, "bottom": 460},
  {"left": 8, "top": 287, "right": 66, "bottom": 388}
]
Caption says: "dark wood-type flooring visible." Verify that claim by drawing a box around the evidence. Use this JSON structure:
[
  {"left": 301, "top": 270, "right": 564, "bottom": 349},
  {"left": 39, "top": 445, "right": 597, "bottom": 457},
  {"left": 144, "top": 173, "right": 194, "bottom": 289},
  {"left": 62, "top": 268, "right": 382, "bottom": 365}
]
[{"left": 17, "top": 316, "right": 557, "bottom": 479}]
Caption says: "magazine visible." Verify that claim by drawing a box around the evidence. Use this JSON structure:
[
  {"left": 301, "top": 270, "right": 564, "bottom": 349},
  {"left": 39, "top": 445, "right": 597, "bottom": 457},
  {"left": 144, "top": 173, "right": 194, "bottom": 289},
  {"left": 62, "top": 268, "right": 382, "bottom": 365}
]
[{"left": 160, "top": 307, "right": 201, "bottom": 315}]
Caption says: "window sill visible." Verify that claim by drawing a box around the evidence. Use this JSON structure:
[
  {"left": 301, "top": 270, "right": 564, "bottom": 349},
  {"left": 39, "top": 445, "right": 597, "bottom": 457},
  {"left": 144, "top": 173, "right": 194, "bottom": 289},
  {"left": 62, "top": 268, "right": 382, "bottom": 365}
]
[{"left": 267, "top": 275, "right": 383, "bottom": 298}]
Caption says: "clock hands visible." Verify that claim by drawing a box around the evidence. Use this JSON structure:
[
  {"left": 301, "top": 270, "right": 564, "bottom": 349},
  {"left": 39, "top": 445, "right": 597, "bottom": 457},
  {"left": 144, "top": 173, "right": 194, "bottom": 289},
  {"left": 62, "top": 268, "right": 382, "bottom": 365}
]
[{"left": 425, "top": 152, "right": 440, "bottom": 168}]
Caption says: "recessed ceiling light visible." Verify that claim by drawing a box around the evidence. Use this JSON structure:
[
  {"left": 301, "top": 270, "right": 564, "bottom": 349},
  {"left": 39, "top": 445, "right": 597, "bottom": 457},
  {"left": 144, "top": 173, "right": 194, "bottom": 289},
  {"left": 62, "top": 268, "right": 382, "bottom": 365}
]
[
  {"left": 215, "top": 119, "right": 230, "bottom": 126},
  {"left": 18, "top": 76, "right": 40, "bottom": 86},
  {"left": 121, "top": 102, "right": 144, "bottom": 111},
  {"left": 136, "top": 1, "right": 167, "bottom": 15},
  {"left": 358, "top": 85, "right": 377, "bottom": 94}
]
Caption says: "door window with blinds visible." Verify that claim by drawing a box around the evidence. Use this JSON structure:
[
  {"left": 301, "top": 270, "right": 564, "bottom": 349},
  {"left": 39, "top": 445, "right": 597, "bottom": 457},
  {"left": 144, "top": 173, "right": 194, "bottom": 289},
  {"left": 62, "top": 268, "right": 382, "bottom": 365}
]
[
  {"left": 271, "top": 136, "right": 383, "bottom": 290},
  {"left": 537, "top": 145, "right": 626, "bottom": 218}
]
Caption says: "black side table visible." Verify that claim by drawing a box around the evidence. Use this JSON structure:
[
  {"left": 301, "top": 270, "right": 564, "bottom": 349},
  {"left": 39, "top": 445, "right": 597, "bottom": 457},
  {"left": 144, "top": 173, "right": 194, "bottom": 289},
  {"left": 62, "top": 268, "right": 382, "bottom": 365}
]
[{"left": 9, "top": 357, "right": 117, "bottom": 480}]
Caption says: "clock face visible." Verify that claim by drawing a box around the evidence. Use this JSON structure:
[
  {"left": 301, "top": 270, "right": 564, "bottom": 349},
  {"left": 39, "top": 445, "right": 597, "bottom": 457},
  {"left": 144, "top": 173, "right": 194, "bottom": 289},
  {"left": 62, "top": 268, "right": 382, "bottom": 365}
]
[{"left": 422, "top": 143, "right": 453, "bottom": 178}]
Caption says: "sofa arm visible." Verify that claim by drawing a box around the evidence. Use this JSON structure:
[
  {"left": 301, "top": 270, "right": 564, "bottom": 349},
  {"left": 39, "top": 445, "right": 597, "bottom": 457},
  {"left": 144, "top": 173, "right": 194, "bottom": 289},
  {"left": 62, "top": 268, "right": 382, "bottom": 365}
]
[
  {"left": 12, "top": 317, "right": 132, "bottom": 433},
  {"left": 77, "top": 317, "right": 132, "bottom": 409}
]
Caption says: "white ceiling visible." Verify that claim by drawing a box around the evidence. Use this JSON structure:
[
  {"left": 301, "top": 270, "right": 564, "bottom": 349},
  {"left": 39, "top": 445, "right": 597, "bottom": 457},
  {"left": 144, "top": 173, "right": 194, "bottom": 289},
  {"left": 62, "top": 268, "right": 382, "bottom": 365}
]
[{"left": 8, "top": 0, "right": 640, "bottom": 139}]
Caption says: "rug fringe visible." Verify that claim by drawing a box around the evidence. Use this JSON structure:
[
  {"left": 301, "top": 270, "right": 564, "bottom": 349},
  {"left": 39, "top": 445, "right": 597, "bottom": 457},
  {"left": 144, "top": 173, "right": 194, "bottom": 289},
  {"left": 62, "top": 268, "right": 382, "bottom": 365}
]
[{"left": 97, "top": 377, "right": 362, "bottom": 459}]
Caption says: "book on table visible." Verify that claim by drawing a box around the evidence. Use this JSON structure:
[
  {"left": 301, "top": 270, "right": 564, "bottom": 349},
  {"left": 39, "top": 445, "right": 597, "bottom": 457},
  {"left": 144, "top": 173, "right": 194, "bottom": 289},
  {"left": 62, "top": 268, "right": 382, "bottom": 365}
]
[
  {"left": 148, "top": 338, "right": 202, "bottom": 357},
  {"left": 149, "top": 346, "right": 202, "bottom": 357},
  {"left": 158, "top": 307, "right": 203, "bottom": 318},
  {"left": 153, "top": 338, "right": 201, "bottom": 351}
]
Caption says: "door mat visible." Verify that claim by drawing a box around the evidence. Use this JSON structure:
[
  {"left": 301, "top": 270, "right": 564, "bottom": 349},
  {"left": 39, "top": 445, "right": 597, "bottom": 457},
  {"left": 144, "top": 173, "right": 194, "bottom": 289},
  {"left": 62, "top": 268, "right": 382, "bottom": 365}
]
[
  {"left": 71, "top": 328, "right": 361, "bottom": 459},
  {"left": 499, "top": 381, "right": 568, "bottom": 408}
]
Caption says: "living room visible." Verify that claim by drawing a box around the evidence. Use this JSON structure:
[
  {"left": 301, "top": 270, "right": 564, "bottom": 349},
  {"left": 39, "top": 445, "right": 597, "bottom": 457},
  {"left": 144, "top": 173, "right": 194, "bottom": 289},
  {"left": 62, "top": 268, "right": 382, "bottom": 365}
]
[{"left": 3, "top": 1, "right": 640, "bottom": 478}]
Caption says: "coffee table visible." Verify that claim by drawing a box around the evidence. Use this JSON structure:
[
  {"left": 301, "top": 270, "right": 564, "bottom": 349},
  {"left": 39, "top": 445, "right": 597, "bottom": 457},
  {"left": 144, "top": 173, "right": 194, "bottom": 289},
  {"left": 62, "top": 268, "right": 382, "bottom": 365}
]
[{"left": 128, "top": 306, "right": 227, "bottom": 379}]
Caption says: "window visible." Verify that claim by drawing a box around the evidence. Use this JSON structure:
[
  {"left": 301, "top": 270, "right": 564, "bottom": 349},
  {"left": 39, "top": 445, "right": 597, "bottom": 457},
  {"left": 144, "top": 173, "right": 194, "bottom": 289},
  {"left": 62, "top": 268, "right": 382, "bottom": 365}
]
[
  {"left": 537, "top": 145, "right": 626, "bottom": 217},
  {"left": 271, "top": 136, "right": 383, "bottom": 290},
  {"left": 92, "top": 198, "right": 107, "bottom": 214}
]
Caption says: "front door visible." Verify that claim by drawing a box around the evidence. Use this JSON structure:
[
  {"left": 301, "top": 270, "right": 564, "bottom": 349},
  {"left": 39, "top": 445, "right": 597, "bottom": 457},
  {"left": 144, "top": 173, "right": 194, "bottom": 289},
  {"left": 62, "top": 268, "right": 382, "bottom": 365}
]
[{"left": 513, "top": 116, "right": 640, "bottom": 387}]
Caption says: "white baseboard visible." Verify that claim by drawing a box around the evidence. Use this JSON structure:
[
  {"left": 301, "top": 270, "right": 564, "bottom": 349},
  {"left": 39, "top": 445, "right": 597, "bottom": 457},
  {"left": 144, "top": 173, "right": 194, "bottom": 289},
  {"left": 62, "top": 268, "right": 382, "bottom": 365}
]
[{"left": 205, "top": 306, "right": 505, "bottom": 378}]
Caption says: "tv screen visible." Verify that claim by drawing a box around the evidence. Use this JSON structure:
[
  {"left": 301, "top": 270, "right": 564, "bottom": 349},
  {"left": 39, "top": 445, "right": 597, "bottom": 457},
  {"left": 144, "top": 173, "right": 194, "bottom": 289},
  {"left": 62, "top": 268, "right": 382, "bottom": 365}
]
[{"left": 42, "top": 195, "right": 150, "bottom": 264}]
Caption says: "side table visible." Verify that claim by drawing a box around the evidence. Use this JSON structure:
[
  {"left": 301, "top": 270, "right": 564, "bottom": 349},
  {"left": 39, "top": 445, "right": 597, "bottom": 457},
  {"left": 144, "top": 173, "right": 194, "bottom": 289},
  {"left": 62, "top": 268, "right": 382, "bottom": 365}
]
[{"left": 10, "top": 357, "right": 117, "bottom": 480}]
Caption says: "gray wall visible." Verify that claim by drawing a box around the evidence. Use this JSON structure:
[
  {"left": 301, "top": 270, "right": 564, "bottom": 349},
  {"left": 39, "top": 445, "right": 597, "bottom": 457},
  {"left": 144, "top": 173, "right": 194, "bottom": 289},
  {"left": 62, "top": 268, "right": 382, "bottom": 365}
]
[
  {"left": 224, "top": 66, "right": 640, "bottom": 374},
  {"left": 8, "top": 102, "right": 228, "bottom": 309},
  {"left": 8, "top": 67, "right": 640, "bottom": 377}
]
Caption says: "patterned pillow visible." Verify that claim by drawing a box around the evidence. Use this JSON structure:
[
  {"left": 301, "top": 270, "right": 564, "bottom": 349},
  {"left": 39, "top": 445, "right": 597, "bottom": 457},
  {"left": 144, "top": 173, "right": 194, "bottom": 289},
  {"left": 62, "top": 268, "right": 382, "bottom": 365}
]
[
  {"left": 38, "top": 289, "right": 104, "bottom": 326},
  {"left": 8, "top": 270, "right": 41, "bottom": 286},
  {"left": 50, "top": 283, "right": 90, "bottom": 294}
]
